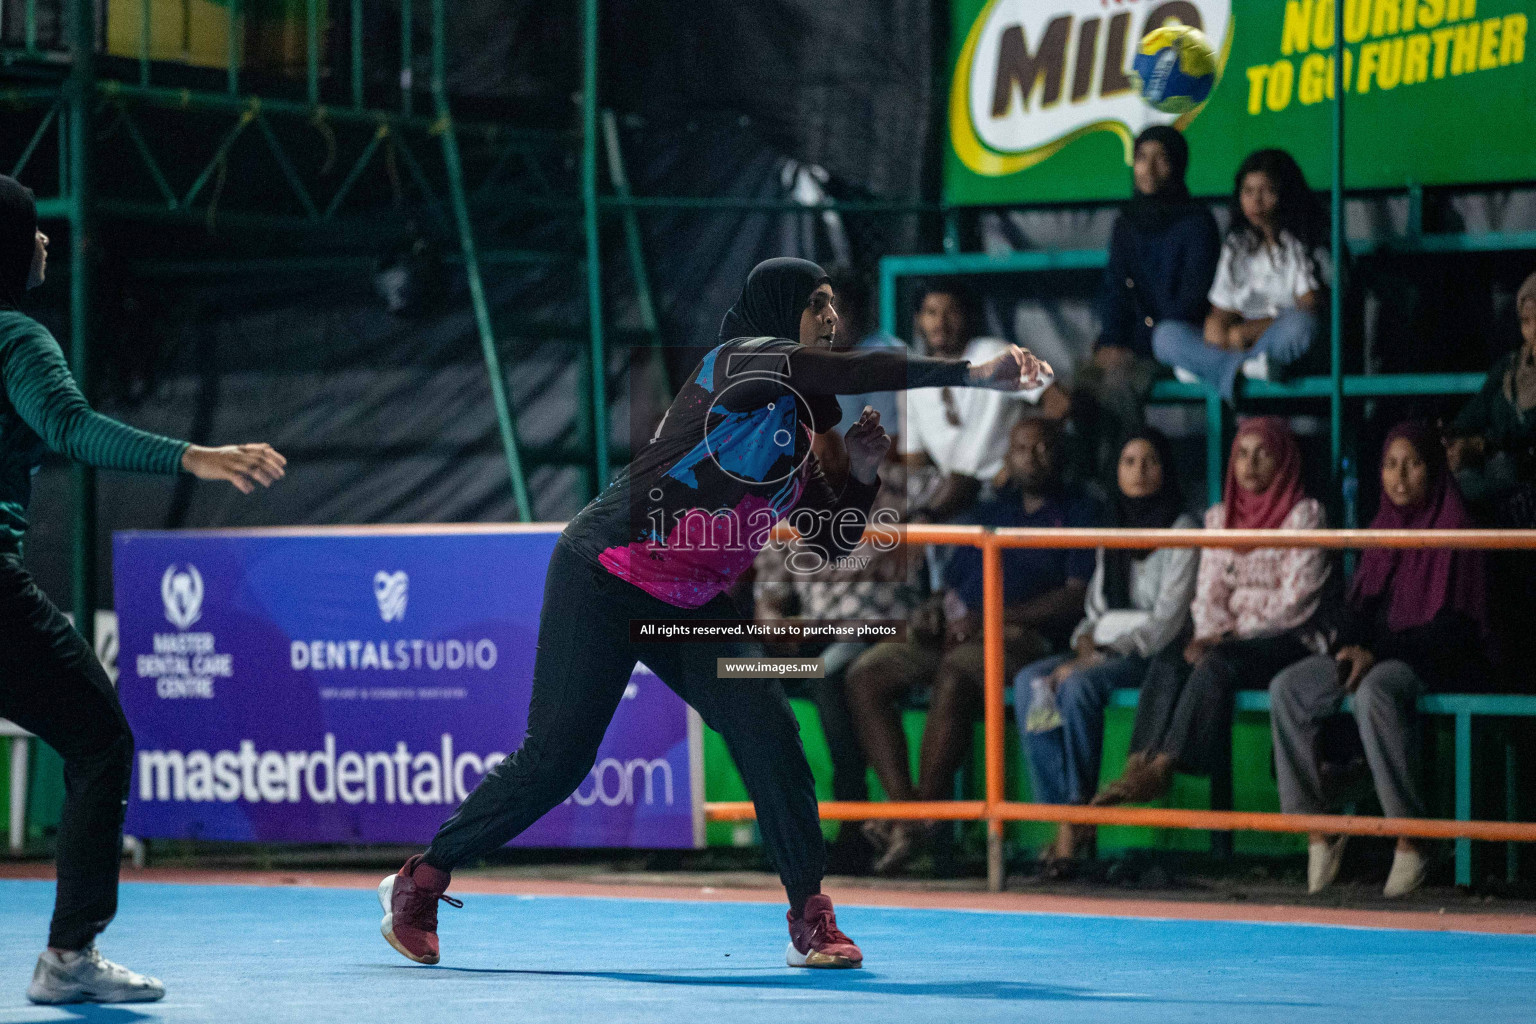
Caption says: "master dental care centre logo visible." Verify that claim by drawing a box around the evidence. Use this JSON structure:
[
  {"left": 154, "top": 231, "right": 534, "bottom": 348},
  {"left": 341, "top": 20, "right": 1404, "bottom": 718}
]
[
  {"left": 952, "top": 0, "right": 1231, "bottom": 175},
  {"left": 134, "top": 564, "right": 233, "bottom": 699}
]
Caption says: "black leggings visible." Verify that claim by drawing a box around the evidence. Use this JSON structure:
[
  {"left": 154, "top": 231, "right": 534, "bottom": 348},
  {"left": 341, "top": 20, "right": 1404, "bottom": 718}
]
[
  {"left": 0, "top": 555, "right": 133, "bottom": 950},
  {"left": 1130, "top": 633, "right": 1312, "bottom": 777},
  {"left": 426, "top": 538, "right": 825, "bottom": 905}
]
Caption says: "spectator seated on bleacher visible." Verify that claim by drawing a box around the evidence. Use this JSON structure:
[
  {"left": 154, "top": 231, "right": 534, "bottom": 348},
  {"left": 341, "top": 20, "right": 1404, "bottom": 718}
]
[
  {"left": 847, "top": 419, "right": 1098, "bottom": 874},
  {"left": 1270, "top": 422, "right": 1489, "bottom": 899},
  {"left": 1013, "top": 429, "right": 1197, "bottom": 875},
  {"left": 1444, "top": 269, "right": 1536, "bottom": 527},
  {"left": 902, "top": 280, "right": 1058, "bottom": 523},
  {"left": 752, "top": 439, "right": 919, "bottom": 876},
  {"left": 1078, "top": 125, "right": 1219, "bottom": 471},
  {"left": 1153, "top": 149, "right": 1326, "bottom": 403},
  {"left": 1094, "top": 417, "right": 1332, "bottom": 808}
]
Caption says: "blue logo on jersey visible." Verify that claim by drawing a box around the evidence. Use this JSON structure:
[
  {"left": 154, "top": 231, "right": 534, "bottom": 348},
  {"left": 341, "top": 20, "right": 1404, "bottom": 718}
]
[{"left": 667, "top": 399, "right": 797, "bottom": 488}]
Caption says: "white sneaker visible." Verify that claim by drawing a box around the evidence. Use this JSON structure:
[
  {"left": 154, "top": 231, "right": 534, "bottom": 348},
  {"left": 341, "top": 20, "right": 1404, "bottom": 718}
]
[
  {"left": 1241, "top": 352, "right": 1272, "bottom": 381},
  {"left": 1172, "top": 366, "right": 1201, "bottom": 385},
  {"left": 871, "top": 823, "right": 915, "bottom": 876},
  {"left": 1383, "top": 846, "right": 1428, "bottom": 898},
  {"left": 26, "top": 946, "right": 165, "bottom": 1005},
  {"left": 1307, "top": 835, "right": 1348, "bottom": 894}
]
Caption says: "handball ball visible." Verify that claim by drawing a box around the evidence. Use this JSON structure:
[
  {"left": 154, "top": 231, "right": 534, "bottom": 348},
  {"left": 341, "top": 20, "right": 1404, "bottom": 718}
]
[{"left": 1133, "top": 24, "right": 1217, "bottom": 114}]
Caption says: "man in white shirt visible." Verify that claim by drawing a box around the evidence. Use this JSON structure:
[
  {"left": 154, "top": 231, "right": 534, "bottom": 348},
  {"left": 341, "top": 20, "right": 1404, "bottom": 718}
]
[{"left": 901, "top": 282, "right": 1059, "bottom": 521}]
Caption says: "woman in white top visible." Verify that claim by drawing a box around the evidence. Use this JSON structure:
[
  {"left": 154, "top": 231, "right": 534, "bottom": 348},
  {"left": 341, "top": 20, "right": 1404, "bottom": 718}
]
[
  {"left": 1013, "top": 430, "right": 1197, "bottom": 871},
  {"left": 1152, "top": 149, "right": 1327, "bottom": 402}
]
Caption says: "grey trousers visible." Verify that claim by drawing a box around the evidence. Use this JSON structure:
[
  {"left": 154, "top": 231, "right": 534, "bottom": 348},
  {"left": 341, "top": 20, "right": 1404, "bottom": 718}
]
[{"left": 1269, "top": 655, "right": 1426, "bottom": 819}]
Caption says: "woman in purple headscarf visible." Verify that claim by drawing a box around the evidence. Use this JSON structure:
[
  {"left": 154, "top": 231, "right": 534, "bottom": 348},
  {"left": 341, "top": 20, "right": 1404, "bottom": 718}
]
[{"left": 1268, "top": 421, "right": 1489, "bottom": 899}]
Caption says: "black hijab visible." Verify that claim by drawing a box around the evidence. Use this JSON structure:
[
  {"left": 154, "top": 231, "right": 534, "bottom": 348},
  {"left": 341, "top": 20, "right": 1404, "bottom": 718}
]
[
  {"left": 1124, "top": 125, "right": 1200, "bottom": 232},
  {"left": 0, "top": 176, "right": 37, "bottom": 311},
  {"left": 1102, "top": 428, "right": 1184, "bottom": 609},
  {"left": 718, "top": 257, "right": 828, "bottom": 344}
]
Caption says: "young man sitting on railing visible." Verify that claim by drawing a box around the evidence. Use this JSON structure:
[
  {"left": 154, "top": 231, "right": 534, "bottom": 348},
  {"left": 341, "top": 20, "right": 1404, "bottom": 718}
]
[{"left": 846, "top": 418, "right": 1099, "bottom": 874}]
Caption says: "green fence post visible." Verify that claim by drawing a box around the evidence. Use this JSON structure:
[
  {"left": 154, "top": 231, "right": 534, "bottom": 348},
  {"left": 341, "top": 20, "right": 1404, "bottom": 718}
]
[
  {"left": 1205, "top": 391, "right": 1223, "bottom": 507},
  {"left": 582, "top": 0, "right": 609, "bottom": 490},
  {"left": 600, "top": 110, "right": 660, "bottom": 348},
  {"left": 307, "top": 0, "right": 320, "bottom": 106},
  {"left": 431, "top": 0, "right": 531, "bottom": 521},
  {"left": 1329, "top": 0, "right": 1345, "bottom": 489},
  {"left": 351, "top": 0, "right": 364, "bottom": 109},
  {"left": 228, "top": 0, "right": 242, "bottom": 95},
  {"left": 67, "top": 0, "right": 96, "bottom": 645},
  {"left": 1507, "top": 739, "right": 1519, "bottom": 884},
  {"left": 400, "top": 0, "right": 414, "bottom": 117},
  {"left": 139, "top": 0, "right": 150, "bottom": 85},
  {"left": 879, "top": 258, "right": 897, "bottom": 339},
  {"left": 1456, "top": 711, "right": 1471, "bottom": 887},
  {"left": 57, "top": 99, "right": 67, "bottom": 197}
]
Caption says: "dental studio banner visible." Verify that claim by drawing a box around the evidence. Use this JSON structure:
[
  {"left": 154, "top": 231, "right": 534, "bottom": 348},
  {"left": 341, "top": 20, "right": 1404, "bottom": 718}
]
[
  {"left": 946, "top": 0, "right": 1534, "bottom": 205},
  {"left": 115, "top": 527, "right": 703, "bottom": 848}
]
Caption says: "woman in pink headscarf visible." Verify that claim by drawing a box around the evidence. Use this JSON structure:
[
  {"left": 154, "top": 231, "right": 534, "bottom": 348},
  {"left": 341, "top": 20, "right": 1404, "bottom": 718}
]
[
  {"left": 1270, "top": 422, "right": 1488, "bottom": 899},
  {"left": 1093, "top": 416, "right": 1332, "bottom": 806}
]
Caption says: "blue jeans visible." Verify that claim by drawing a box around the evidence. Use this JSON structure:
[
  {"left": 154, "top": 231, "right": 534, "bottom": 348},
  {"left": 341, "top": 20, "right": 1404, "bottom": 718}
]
[
  {"left": 1151, "top": 308, "right": 1320, "bottom": 401},
  {"left": 1014, "top": 653, "right": 1149, "bottom": 805}
]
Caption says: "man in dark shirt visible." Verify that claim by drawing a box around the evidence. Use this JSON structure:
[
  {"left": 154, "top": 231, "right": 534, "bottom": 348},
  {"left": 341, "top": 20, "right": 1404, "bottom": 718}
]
[
  {"left": 847, "top": 418, "right": 1098, "bottom": 873},
  {"left": 1077, "top": 126, "right": 1219, "bottom": 471}
]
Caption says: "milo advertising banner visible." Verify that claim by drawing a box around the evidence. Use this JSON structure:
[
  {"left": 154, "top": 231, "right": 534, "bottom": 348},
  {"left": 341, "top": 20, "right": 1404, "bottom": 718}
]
[{"left": 947, "top": 0, "right": 1533, "bottom": 204}]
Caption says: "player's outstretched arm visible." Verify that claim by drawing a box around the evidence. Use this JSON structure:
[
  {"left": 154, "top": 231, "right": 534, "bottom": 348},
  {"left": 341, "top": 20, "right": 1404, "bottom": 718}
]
[
  {"left": 773, "top": 342, "right": 1054, "bottom": 398},
  {"left": 5, "top": 325, "right": 286, "bottom": 491},
  {"left": 181, "top": 444, "right": 287, "bottom": 494}
]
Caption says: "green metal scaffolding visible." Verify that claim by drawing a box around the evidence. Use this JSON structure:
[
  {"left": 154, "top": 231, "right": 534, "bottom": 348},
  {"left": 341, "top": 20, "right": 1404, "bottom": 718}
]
[
  {"left": 2, "top": 0, "right": 1526, "bottom": 884},
  {"left": 8, "top": 0, "right": 550, "bottom": 637},
  {"left": 3, "top": 0, "right": 1521, "bottom": 628}
]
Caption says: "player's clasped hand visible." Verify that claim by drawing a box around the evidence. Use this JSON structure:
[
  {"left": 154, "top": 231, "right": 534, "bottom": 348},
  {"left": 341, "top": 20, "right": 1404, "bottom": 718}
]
[
  {"left": 843, "top": 406, "right": 890, "bottom": 485},
  {"left": 967, "top": 344, "right": 1054, "bottom": 393},
  {"left": 181, "top": 443, "right": 288, "bottom": 494}
]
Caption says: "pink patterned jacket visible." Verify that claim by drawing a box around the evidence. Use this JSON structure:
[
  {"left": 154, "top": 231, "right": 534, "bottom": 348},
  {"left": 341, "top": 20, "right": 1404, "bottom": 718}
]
[{"left": 1190, "top": 498, "right": 1331, "bottom": 649}]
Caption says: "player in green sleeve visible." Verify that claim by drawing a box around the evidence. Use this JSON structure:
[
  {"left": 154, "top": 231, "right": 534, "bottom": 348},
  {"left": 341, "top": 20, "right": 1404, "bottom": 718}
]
[{"left": 0, "top": 175, "right": 287, "bottom": 1006}]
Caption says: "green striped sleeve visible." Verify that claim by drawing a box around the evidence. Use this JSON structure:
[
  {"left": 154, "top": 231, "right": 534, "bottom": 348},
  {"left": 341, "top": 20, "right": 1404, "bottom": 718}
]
[{"left": 2, "top": 321, "right": 188, "bottom": 475}]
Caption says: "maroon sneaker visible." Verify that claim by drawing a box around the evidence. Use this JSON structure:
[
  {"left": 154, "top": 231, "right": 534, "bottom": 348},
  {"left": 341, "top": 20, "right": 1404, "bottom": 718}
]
[
  {"left": 378, "top": 854, "right": 461, "bottom": 964},
  {"left": 786, "top": 894, "right": 863, "bottom": 968}
]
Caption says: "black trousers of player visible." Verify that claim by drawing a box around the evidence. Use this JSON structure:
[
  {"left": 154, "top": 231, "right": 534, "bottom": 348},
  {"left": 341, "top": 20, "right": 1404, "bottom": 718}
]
[
  {"left": 425, "top": 538, "right": 825, "bottom": 905},
  {"left": 0, "top": 555, "right": 134, "bottom": 951}
]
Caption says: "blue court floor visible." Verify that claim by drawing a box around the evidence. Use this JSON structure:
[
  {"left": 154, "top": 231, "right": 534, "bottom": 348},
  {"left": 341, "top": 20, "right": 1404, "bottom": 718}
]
[{"left": 0, "top": 880, "right": 1531, "bottom": 1024}]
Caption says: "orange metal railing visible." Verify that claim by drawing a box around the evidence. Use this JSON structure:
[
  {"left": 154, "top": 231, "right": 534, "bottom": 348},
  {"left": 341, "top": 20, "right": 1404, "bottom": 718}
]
[{"left": 712, "top": 526, "right": 1536, "bottom": 890}]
